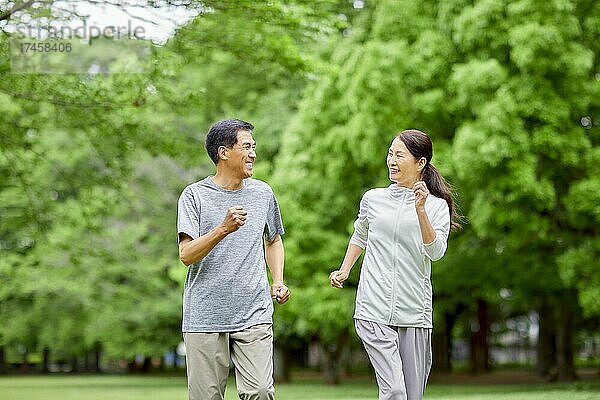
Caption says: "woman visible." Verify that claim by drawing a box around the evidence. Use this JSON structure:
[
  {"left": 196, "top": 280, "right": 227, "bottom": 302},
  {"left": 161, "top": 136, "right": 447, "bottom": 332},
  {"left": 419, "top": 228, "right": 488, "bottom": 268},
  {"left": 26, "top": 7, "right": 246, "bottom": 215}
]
[{"left": 329, "top": 129, "right": 459, "bottom": 400}]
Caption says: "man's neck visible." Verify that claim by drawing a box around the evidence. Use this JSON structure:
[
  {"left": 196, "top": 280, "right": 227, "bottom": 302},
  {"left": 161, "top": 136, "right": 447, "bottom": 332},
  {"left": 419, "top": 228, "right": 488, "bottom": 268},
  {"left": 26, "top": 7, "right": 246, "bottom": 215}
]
[{"left": 212, "top": 169, "right": 244, "bottom": 190}]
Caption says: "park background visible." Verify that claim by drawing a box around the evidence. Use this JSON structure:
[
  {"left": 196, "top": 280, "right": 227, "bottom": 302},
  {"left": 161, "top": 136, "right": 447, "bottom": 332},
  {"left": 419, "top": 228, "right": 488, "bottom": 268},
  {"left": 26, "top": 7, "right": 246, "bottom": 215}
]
[{"left": 0, "top": 0, "right": 599, "bottom": 399}]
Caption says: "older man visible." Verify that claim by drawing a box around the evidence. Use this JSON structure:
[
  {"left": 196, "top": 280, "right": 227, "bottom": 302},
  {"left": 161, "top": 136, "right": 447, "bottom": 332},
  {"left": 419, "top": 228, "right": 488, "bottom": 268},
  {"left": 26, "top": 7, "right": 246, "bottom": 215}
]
[{"left": 177, "top": 118, "right": 290, "bottom": 400}]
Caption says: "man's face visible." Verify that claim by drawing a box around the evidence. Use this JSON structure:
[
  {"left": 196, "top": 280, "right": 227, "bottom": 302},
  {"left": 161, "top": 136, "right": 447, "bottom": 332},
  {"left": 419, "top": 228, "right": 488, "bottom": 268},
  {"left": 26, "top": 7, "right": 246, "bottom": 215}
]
[{"left": 227, "top": 130, "right": 256, "bottom": 179}]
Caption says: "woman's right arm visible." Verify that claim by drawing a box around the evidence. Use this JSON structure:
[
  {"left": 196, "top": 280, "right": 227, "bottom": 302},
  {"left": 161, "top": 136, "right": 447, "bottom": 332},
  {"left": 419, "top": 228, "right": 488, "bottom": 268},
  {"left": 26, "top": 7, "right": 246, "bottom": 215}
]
[
  {"left": 329, "top": 243, "right": 364, "bottom": 288},
  {"left": 330, "top": 192, "right": 369, "bottom": 288}
]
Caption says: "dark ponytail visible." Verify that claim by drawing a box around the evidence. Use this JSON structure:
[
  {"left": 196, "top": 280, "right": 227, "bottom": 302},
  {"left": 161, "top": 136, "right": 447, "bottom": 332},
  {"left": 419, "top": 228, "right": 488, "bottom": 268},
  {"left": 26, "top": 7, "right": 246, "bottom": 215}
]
[{"left": 398, "top": 130, "right": 461, "bottom": 231}]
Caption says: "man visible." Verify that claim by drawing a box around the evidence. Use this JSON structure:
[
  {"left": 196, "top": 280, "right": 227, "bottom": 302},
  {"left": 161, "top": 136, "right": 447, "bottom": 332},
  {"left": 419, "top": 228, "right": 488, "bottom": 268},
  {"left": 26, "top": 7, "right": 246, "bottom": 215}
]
[{"left": 177, "top": 118, "right": 290, "bottom": 400}]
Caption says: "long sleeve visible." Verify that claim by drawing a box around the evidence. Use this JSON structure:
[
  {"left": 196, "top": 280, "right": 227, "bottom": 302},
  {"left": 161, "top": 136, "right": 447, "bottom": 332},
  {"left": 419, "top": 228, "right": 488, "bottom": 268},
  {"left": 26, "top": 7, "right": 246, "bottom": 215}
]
[{"left": 422, "top": 199, "right": 450, "bottom": 261}]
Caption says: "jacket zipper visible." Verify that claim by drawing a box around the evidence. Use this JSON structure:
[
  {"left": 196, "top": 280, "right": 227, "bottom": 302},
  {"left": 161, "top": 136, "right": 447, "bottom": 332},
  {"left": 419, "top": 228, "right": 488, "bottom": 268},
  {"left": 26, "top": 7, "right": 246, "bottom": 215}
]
[{"left": 388, "top": 190, "right": 404, "bottom": 324}]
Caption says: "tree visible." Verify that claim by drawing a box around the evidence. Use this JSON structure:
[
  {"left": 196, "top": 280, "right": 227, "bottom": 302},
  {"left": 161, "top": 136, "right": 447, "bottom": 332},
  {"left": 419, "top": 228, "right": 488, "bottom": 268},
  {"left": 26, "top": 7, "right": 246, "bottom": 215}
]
[
  {"left": 272, "top": 0, "right": 598, "bottom": 381},
  {"left": 449, "top": 0, "right": 598, "bottom": 380},
  {"left": 0, "top": 0, "right": 352, "bottom": 372}
]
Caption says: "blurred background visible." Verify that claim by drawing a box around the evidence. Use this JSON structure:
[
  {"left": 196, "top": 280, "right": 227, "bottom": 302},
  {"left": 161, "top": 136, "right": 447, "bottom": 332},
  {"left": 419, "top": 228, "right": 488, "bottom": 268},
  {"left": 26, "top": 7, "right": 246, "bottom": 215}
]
[{"left": 0, "top": 0, "right": 598, "bottom": 390}]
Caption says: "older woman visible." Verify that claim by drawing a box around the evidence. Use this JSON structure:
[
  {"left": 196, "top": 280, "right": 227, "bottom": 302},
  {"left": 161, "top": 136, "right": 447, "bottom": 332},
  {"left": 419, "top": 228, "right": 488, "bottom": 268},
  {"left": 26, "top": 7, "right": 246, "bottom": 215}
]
[{"left": 330, "top": 129, "right": 459, "bottom": 400}]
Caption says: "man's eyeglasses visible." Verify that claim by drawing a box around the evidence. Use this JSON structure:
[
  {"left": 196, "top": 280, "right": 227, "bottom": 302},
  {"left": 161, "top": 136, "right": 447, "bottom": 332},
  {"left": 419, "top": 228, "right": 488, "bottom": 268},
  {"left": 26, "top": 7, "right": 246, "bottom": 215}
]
[{"left": 233, "top": 144, "right": 256, "bottom": 152}]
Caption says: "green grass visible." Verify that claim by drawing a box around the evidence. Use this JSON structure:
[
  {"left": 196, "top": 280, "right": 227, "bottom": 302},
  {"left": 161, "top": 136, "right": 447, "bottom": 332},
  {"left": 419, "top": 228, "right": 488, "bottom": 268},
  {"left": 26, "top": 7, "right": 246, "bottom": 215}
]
[{"left": 0, "top": 375, "right": 598, "bottom": 400}]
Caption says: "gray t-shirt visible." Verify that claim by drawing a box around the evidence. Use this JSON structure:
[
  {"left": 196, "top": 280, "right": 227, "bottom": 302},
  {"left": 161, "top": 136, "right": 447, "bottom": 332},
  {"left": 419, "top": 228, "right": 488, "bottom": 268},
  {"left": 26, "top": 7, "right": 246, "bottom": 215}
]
[{"left": 177, "top": 176, "right": 284, "bottom": 332}]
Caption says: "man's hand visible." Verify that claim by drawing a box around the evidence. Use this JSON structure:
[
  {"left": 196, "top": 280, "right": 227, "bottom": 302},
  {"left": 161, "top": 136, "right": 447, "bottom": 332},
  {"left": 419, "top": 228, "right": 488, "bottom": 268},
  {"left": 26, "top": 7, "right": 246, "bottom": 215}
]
[
  {"left": 329, "top": 269, "right": 349, "bottom": 289},
  {"left": 221, "top": 206, "right": 247, "bottom": 234},
  {"left": 271, "top": 283, "right": 290, "bottom": 304}
]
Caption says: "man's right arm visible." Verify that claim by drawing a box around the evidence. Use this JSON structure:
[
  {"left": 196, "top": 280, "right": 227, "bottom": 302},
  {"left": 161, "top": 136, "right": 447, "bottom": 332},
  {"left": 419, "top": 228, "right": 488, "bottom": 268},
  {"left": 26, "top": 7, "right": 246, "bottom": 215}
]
[
  {"left": 178, "top": 205, "right": 247, "bottom": 266},
  {"left": 178, "top": 227, "right": 228, "bottom": 266}
]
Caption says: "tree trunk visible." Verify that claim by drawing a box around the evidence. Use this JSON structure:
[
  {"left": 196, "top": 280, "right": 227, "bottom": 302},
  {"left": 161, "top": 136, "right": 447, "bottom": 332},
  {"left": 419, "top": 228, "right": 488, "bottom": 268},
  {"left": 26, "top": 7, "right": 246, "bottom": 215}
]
[
  {"left": 84, "top": 350, "right": 91, "bottom": 372},
  {"left": 93, "top": 343, "right": 102, "bottom": 372},
  {"left": 536, "top": 299, "right": 556, "bottom": 378},
  {"left": 556, "top": 295, "right": 577, "bottom": 381},
  {"left": 141, "top": 356, "right": 152, "bottom": 373},
  {"left": 470, "top": 299, "right": 490, "bottom": 373},
  {"left": 83, "top": 345, "right": 101, "bottom": 373},
  {"left": 70, "top": 356, "right": 78, "bottom": 373},
  {"left": 128, "top": 357, "right": 137, "bottom": 373},
  {"left": 42, "top": 347, "right": 50, "bottom": 373},
  {"left": 0, "top": 345, "right": 6, "bottom": 374},
  {"left": 319, "top": 343, "right": 339, "bottom": 384},
  {"left": 21, "top": 349, "right": 29, "bottom": 373},
  {"left": 318, "top": 333, "right": 349, "bottom": 384},
  {"left": 273, "top": 345, "right": 292, "bottom": 383},
  {"left": 433, "top": 313, "right": 452, "bottom": 372},
  {"left": 433, "top": 307, "right": 462, "bottom": 372},
  {"left": 338, "top": 340, "right": 351, "bottom": 379}
]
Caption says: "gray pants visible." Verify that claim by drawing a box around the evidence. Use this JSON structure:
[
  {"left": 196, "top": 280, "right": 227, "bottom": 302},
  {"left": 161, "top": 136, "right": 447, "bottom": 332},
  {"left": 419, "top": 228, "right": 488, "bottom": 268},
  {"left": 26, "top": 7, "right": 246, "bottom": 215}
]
[
  {"left": 183, "top": 323, "right": 274, "bottom": 400},
  {"left": 355, "top": 319, "right": 432, "bottom": 400}
]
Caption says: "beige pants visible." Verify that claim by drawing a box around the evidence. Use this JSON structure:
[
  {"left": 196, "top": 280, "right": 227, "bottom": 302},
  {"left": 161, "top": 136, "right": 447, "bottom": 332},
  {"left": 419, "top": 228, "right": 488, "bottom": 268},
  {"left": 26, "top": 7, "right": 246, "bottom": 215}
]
[
  {"left": 355, "top": 319, "right": 432, "bottom": 400},
  {"left": 184, "top": 323, "right": 274, "bottom": 400}
]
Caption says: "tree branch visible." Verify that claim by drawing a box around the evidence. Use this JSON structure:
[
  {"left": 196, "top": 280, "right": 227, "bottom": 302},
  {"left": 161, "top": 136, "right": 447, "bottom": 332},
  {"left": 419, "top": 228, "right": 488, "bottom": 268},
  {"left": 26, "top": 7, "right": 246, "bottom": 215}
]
[
  {"left": 0, "top": 87, "right": 139, "bottom": 109},
  {"left": 0, "top": 1, "right": 38, "bottom": 22}
]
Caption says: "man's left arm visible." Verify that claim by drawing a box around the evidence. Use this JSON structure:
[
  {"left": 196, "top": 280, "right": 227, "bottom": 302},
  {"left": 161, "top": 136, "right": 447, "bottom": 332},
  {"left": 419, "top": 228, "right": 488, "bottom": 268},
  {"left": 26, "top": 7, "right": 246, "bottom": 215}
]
[{"left": 265, "top": 234, "right": 289, "bottom": 304}]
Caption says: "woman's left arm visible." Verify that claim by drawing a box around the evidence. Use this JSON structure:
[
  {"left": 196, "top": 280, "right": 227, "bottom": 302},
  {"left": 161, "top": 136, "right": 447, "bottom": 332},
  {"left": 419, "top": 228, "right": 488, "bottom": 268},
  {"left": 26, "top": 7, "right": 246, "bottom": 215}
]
[
  {"left": 416, "top": 208, "right": 436, "bottom": 245},
  {"left": 414, "top": 181, "right": 450, "bottom": 261}
]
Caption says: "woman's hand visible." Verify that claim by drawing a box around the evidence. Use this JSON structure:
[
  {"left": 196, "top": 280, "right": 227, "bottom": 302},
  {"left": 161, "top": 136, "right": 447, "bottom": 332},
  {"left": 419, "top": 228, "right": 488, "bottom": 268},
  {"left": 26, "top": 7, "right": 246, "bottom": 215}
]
[
  {"left": 413, "top": 180, "right": 429, "bottom": 211},
  {"left": 329, "top": 269, "right": 349, "bottom": 289}
]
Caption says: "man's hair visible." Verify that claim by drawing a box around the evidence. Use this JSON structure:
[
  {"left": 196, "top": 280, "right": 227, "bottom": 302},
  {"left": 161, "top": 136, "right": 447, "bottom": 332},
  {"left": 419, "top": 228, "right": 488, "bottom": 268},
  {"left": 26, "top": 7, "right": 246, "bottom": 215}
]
[{"left": 205, "top": 118, "right": 254, "bottom": 165}]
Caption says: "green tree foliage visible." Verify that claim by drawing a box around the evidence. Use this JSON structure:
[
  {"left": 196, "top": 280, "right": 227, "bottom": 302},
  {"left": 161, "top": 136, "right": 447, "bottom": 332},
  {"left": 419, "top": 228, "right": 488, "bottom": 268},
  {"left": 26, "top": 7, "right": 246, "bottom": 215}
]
[
  {"left": 1, "top": 0, "right": 597, "bottom": 382},
  {"left": 449, "top": 0, "right": 598, "bottom": 379},
  {"left": 271, "top": 0, "right": 598, "bottom": 380},
  {"left": 1, "top": 0, "right": 353, "bottom": 369}
]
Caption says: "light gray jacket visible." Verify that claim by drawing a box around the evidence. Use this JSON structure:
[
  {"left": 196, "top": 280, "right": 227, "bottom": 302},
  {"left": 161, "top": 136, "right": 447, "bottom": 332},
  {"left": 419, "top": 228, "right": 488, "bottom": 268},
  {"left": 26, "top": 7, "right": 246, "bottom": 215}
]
[{"left": 350, "top": 184, "right": 450, "bottom": 328}]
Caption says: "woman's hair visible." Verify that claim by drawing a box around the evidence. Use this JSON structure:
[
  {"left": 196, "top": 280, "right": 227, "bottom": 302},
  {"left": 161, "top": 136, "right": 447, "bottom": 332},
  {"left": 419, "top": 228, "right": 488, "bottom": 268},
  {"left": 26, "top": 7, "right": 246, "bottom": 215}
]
[{"left": 397, "top": 129, "right": 461, "bottom": 230}]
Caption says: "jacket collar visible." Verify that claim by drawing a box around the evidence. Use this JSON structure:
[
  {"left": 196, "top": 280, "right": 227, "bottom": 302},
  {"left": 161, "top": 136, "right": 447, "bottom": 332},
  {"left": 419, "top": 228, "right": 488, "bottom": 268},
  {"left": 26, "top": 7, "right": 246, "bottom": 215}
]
[{"left": 388, "top": 183, "right": 415, "bottom": 202}]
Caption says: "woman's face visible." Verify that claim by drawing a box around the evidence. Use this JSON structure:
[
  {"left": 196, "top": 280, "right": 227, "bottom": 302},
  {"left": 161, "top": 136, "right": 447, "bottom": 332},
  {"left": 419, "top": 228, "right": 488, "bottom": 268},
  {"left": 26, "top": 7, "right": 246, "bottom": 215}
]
[{"left": 387, "top": 137, "right": 422, "bottom": 187}]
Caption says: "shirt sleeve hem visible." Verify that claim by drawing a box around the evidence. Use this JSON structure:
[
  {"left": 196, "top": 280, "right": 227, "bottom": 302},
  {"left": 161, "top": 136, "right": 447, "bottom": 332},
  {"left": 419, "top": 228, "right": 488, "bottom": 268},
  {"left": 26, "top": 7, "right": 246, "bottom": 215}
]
[
  {"left": 265, "top": 229, "right": 285, "bottom": 242},
  {"left": 178, "top": 229, "right": 199, "bottom": 243},
  {"left": 422, "top": 237, "right": 445, "bottom": 261},
  {"left": 349, "top": 236, "right": 367, "bottom": 250}
]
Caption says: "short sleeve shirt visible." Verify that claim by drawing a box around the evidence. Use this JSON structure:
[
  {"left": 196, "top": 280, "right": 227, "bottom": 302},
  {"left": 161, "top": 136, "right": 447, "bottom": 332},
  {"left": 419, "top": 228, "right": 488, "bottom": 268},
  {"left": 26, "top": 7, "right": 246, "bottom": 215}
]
[{"left": 177, "top": 177, "right": 284, "bottom": 332}]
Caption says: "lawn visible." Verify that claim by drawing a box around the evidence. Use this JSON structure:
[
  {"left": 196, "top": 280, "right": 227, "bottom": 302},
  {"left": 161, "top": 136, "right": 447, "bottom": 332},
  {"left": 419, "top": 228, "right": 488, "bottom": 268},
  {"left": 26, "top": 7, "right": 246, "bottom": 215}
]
[{"left": 0, "top": 374, "right": 598, "bottom": 400}]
